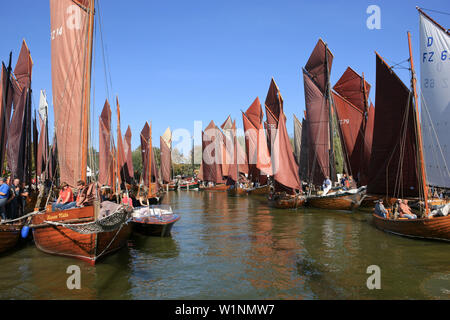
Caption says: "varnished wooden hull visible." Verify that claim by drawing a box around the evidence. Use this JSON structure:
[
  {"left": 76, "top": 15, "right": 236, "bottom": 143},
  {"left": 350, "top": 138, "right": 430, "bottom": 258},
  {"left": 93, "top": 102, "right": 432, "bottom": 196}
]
[
  {"left": 32, "top": 206, "right": 132, "bottom": 265},
  {"left": 268, "top": 194, "right": 306, "bottom": 209},
  {"left": 307, "top": 192, "right": 363, "bottom": 211},
  {"left": 0, "top": 223, "right": 23, "bottom": 254},
  {"left": 132, "top": 214, "right": 180, "bottom": 237},
  {"left": 247, "top": 185, "right": 270, "bottom": 195},
  {"left": 372, "top": 214, "right": 450, "bottom": 242},
  {"left": 199, "top": 184, "right": 230, "bottom": 192},
  {"left": 227, "top": 187, "right": 247, "bottom": 197}
]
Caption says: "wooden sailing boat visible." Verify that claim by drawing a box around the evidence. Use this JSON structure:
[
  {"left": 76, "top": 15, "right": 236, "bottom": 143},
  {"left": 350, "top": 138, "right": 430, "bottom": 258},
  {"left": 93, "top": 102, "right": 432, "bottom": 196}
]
[
  {"left": 132, "top": 123, "right": 180, "bottom": 236},
  {"left": 302, "top": 39, "right": 365, "bottom": 211},
  {"left": 160, "top": 127, "right": 174, "bottom": 191},
  {"left": 242, "top": 97, "right": 272, "bottom": 195},
  {"left": 198, "top": 120, "right": 230, "bottom": 191},
  {"left": 264, "top": 79, "right": 305, "bottom": 208},
  {"left": 31, "top": 0, "right": 132, "bottom": 265},
  {"left": 372, "top": 9, "right": 450, "bottom": 241}
]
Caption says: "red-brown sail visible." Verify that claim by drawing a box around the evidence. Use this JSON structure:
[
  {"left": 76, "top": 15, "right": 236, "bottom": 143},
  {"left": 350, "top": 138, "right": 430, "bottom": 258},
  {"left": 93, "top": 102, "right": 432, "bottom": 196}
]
[
  {"left": 202, "top": 121, "right": 225, "bottom": 184},
  {"left": 140, "top": 122, "right": 151, "bottom": 186},
  {"left": 361, "top": 103, "right": 375, "bottom": 185},
  {"left": 0, "top": 62, "right": 14, "bottom": 175},
  {"left": 368, "top": 53, "right": 419, "bottom": 197},
  {"left": 333, "top": 67, "right": 370, "bottom": 113},
  {"left": 264, "top": 78, "right": 283, "bottom": 153},
  {"left": 124, "top": 125, "right": 134, "bottom": 180},
  {"left": 116, "top": 97, "right": 127, "bottom": 184},
  {"left": 50, "top": 0, "right": 93, "bottom": 186},
  {"left": 98, "top": 99, "right": 111, "bottom": 186},
  {"left": 304, "top": 39, "right": 334, "bottom": 93},
  {"left": 273, "top": 111, "right": 302, "bottom": 192},
  {"left": 303, "top": 70, "right": 329, "bottom": 185}
]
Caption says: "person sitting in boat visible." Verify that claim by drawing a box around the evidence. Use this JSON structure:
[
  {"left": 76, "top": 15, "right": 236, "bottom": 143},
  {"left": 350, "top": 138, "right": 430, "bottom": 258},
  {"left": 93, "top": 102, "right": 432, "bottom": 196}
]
[
  {"left": 0, "top": 177, "right": 10, "bottom": 221},
  {"left": 322, "top": 176, "right": 332, "bottom": 195},
  {"left": 348, "top": 175, "right": 357, "bottom": 189},
  {"left": 52, "top": 182, "right": 75, "bottom": 211},
  {"left": 340, "top": 174, "right": 348, "bottom": 190},
  {"left": 75, "top": 180, "right": 95, "bottom": 208},
  {"left": 398, "top": 199, "right": 417, "bottom": 219},
  {"left": 121, "top": 191, "right": 133, "bottom": 208},
  {"left": 374, "top": 199, "right": 388, "bottom": 218}
]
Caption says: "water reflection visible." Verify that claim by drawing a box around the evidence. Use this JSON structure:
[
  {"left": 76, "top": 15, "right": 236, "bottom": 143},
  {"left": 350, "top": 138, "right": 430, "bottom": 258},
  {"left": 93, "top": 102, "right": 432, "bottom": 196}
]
[{"left": 0, "top": 191, "right": 448, "bottom": 299}]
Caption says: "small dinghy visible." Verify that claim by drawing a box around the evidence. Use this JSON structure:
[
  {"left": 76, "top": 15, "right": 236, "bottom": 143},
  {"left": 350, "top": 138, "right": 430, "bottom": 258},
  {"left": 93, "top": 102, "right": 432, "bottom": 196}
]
[{"left": 131, "top": 205, "right": 180, "bottom": 237}]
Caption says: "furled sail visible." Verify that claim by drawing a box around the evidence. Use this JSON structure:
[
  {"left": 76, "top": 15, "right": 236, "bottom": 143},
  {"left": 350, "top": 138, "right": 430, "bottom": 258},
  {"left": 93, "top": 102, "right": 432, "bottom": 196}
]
[
  {"left": 418, "top": 9, "right": 450, "bottom": 188},
  {"left": 160, "top": 127, "right": 172, "bottom": 184},
  {"left": 50, "top": 0, "right": 94, "bottom": 186},
  {"left": 124, "top": 125, "right": 134, "bottom": 180},
  {"left": 368, "top": 53, "right": 419, "bottom": 197},
  {"left": 98, "top": 99, "right": 111, "bottom": 186},
  {"left": 0, "top": 63, "right": 14, "bottom": 174},
  {"left": 37, "top": 90, "right": 49, "bottom": 178}
]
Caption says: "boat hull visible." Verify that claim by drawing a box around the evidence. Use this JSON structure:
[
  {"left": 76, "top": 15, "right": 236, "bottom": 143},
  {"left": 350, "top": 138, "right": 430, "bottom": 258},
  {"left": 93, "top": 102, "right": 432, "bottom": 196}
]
[
  {"left": 179, "top": 182, "right": 199, "bottom": 190},
  {"left": 132, "top": 214, "right": 180, "bottom": 237},
  {"left": 372, "top": 214, "right": 450, "bottom": 242},
  {"left": 32, "top": 206, "right": 132, "bottom": 265},
  {"left": 247, "top": 185, "right": 270, "bottom": 195},
  {"left": 199, "top": 184, "right": 230, "bottom": 192},
  {"left": 0, "top": 224, "right": 23, "bottom": 254},
  {"left": 268, "top": 194, "right": 306, "bottom": 209},
  {"left": 308, "top": 192, "right": 363, "bottom": 211},
  {"left": 227, "top": 187, "right": 247, "bottom": 197}
]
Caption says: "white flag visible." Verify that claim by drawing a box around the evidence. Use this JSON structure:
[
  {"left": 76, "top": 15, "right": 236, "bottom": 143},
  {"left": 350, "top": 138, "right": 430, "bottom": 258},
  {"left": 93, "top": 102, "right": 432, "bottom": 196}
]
[{"left": 39, "top": 90, "right": 48, "bottom": 121}]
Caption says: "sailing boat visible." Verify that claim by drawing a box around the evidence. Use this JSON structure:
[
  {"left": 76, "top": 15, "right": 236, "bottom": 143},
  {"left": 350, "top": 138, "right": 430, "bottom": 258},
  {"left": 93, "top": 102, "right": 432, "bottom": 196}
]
[
  {"left": 302, "top": 39, "right": 366, "bottom": 211},
  {"left": 160, "top": 127, "right": 177, "bottom": 191},
  {"left": 132, "top": 122, "right": 180, "bottom": 237},
  {"left": 264, "top": 79, "right": 305, "bottom": 208},
  {"left": 31, "top": 0, "right": 132, "bottom": 264},
  {"left": 242, "top": 97, "right": 273, "bottom": 195},
  {"left": 198, "top": 120, "right": 230, "bottom": 191},
  {"left": 371, "top": 9, "right": 450, "bottom": 241}
]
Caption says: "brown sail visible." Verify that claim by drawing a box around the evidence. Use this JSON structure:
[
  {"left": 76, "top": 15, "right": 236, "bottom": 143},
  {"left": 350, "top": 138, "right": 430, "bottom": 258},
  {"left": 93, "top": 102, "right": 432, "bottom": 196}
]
[
  {"left": 299, "top": 115, "right": 310, "bottom": 180},
  {"left": 98, "top": 99, "right": 111, "bottom": 186},
  {"left": 124, "top": 125, "right": 134, "bottom": 180},
  {"left": 368, "top": 53, "right": 419, "bottom": 197},
  {"left": 303, "top": 70, "right": 329, "bottom": 185},
  {"left": 264, "top": 78, "right": 283, "bottom": 153},
  {"left": 140, "top": 122, "right": 151, "bottom": 186},
  {"left": 50, "top": 0, "right": 93, "bottom": 186},
  {"left": 116, "top": 97, "right": 128, "bottom": 184},
  {"left": 202, "top": 121, "right": 225, "bottom": 184},
  {"left": 333, "top": 67, "right": 370, "bottom": 113},
  {"left": 160, "top": 135, "right": 171, "bottom": 184},
  {"left": 8, "top": 41, "right": 33, "bottom": 181},
  {"left": 361, "top": 103, "right": 375, "bottom": 186}
]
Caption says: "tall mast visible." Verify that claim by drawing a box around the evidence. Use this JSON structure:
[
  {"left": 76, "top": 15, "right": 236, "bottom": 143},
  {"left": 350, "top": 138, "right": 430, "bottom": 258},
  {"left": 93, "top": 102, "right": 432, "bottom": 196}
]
[
  {"left": 81, "top": 0, "right": 95, "bottom": 182},
  {"left": 148, "top": 123, "right": 153, "bottom": 198},
  {"left": 407, "top": 31, "right": 429, "bottom": 215}
]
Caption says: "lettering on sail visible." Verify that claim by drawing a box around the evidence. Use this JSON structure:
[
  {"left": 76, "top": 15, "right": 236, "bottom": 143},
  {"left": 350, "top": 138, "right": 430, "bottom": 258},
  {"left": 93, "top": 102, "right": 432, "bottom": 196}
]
[
  {"left": 51, "top": 26, "right": 63, "bottom": 40},
  {"left": 339, "top": 119, "right": 350, "bottom": 125}
]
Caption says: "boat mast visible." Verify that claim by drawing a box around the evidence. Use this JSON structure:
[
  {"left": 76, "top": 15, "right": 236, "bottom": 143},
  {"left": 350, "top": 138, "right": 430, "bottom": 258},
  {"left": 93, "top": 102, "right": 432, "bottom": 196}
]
[
  {"left": 148, "top": 123, "right": 153, "bottom": 198},
  {"left": 81, "top": 0, "right": 95, "bottom": 183},
  {"left": 407, "top": 31, "right": 429, "bottom": 215}
]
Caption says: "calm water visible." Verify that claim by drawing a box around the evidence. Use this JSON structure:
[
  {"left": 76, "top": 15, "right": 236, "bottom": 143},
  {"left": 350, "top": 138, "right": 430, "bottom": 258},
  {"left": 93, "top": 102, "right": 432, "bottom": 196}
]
[{"left": 0, "top": 191, "right": 449, "bottom": 300}]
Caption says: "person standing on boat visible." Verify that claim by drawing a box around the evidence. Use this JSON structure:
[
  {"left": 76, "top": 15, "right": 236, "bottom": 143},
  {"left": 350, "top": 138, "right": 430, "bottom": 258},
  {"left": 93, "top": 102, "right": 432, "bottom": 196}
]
[
  {"left": 398, "top": 199, "right": 417, "bottom": 219},
  {"left": 374, "top": 200, "right": 388, "bottom": 218},
  {"left": 11, "top": 179, "right": 23, "bottom": 219},
  {"left": 5, "top": 177, "right": 16, "bottom": 219},
  {"left": 322, "top": 176, "right": 332, "bottom": 195},
  {"left": 19, "top": 181, "right": 29, "bottom": 217},
  {"left": 0, "top": 178, "right": 10, "bottom": 220},
  {"left": 340, "top": 174, "right": 348, "bottom": 190},
  {"left": 52, "top": 182, "right": 75, "bottom": 211}
]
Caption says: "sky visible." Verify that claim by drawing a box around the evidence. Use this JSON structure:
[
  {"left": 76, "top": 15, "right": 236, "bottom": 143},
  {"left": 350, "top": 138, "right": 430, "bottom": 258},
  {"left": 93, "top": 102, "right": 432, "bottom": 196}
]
[{"left": 1, "top": 0, "right": 449, "bottom": 157}]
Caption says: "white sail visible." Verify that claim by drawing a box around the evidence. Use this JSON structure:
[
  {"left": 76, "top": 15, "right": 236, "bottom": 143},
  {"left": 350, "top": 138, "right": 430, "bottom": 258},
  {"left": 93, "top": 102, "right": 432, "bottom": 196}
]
[
  {"left": 419, "top": 11, "right": 450, "bottom": 188},
  {"left": 38, "top": 89, "right": 48, "bottom": 121}
]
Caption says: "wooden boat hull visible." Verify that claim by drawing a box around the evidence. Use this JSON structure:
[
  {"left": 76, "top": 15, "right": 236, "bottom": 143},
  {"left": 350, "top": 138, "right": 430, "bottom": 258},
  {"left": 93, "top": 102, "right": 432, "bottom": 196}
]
[
  {"left": 0, "top": 223, "right": 23, "bottom": 254},
  {"left": 32, "top": 206, "right": 132, "bottom": 265},
  {"left": 308, "top": 192, "right": 363, "bottom": 211},
  {"left": 372, "top": 214, "right": 450, "bottom": 242},
  {"left": 247, "top": 185, "right": 270, "bottom": 195},
  {"left": 268, "top": 194, "right": 306, "bottom": 209},
  {"left": 199, "top": 184, "right": 230, "bottom": 192},
  {"left": 227, "top": 187, "right": 247, "bottom": 197},
  {"left": 168, "top": 184, "right": 178, "bottom": 191},
  {"left": 132, "top": 214, "right": 180, "bottom": 237}
]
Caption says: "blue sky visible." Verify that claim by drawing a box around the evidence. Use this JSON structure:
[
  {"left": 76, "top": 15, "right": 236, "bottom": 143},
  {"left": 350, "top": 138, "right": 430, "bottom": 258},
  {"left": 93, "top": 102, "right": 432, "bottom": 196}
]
[{"left": 1, "top": 0, "right": 449, "bottom": 155}]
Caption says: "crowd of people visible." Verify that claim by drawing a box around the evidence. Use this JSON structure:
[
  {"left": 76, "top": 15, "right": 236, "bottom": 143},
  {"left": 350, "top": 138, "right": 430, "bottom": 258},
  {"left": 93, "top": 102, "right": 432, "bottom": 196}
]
[{"left": 0, "top": 176, "right": 30, "bottom": 221}]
